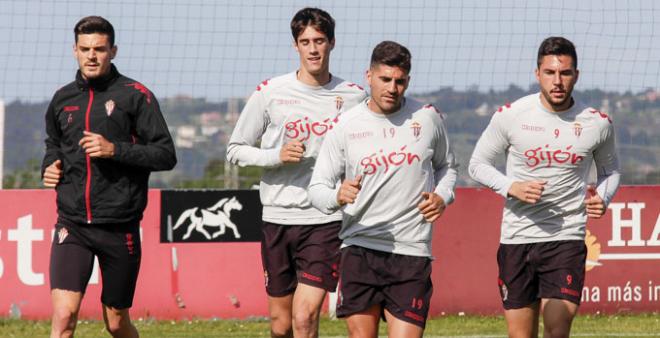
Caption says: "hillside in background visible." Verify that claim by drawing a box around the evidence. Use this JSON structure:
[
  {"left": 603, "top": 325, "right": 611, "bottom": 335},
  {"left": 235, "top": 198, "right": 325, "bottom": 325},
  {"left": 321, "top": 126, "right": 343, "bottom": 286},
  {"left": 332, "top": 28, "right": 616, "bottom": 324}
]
[{"left": 3, "top": 86, "right": 659, "bottom": 188}]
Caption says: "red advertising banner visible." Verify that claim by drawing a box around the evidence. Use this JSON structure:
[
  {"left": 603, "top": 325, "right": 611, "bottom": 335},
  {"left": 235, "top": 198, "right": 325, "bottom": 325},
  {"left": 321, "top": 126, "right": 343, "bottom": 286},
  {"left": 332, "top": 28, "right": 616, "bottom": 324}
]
[
  {"left": 0, "top": 190, "right": 268, "bottom": 320},
  {"left": 1, "top": 187, "right": 658, "bottom": 319},
  {"left": 432, "top": 186, "right": 660, "bottom": 314}
]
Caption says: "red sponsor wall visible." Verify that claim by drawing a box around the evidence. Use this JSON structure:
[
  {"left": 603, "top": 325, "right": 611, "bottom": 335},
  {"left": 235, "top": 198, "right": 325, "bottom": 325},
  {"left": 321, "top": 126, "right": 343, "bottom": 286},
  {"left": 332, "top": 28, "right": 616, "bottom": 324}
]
[
  {"left": 0, "top": 187, "right": 658, "bottom": 319},
  {"left": 0, "top": 190, "right": 268, "bottom": 320},
  {"left": 432, "top": 186, "right": 660, "bottom": 314}
]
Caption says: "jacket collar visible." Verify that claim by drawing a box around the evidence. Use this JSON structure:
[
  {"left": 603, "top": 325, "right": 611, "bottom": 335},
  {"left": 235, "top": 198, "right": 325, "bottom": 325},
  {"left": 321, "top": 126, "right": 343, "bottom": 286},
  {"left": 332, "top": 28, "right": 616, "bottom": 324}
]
[{"left": 75, "top": 64, "right": 120, "bottom": 91}]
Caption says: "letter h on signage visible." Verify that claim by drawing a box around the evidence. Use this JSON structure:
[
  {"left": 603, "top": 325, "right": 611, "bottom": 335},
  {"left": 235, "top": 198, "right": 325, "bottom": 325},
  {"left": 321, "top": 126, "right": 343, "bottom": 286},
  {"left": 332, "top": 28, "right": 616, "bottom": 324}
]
[{"left": 608, "top": 202, "right": 660, "bottom": 247}]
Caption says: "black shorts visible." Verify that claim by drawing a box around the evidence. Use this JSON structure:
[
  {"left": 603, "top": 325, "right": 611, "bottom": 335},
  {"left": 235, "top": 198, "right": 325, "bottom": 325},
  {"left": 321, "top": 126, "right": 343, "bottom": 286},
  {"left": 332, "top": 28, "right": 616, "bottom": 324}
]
[
  {"left": 49, "top": 219, "right": 141, "bottom": 309},
  {"left": 336, "top": 246, "right": 432, "bottom": 329},
  {"left": 497, "top": 240, "right": 586, "bottom": 310},
  {"left": 261, "top": 221, "right": 341, "bottom": 297}
]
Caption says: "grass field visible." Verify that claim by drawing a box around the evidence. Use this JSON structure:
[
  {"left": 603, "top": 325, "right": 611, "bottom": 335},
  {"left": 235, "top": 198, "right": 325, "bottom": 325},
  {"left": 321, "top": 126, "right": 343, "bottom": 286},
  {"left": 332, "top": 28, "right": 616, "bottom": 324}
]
[{"left": 2, "top": 314, "right": 660, "bottom": 337}]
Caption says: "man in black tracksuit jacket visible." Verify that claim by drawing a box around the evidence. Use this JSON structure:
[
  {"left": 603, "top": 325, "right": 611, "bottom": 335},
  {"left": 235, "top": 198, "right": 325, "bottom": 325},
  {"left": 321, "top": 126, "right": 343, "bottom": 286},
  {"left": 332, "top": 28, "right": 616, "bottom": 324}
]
[
  {"left": 42, "top": 16, "right": 176, "bottom": 338},
  {"left": 43, "top": 64, "right": 176, "bottom": 224}
]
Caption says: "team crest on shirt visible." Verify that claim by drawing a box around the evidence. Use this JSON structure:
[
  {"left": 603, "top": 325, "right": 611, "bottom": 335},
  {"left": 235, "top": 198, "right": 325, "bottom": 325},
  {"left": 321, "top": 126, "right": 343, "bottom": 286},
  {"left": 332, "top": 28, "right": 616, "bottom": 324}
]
[
  {"left": 105, "top": 100, "right": 116, "bottom": 116},
  {"left": 335, "top": 96, "right": 344, "bottom": 112},
  {"left": 411, "top": 121, "right": 422, "bottom": 138},
  {"left": 573, "top": 122, "right": 583, "bottom": 137},
  {"left": 57, "top": 227, "right": 69, "bottom": 244}
]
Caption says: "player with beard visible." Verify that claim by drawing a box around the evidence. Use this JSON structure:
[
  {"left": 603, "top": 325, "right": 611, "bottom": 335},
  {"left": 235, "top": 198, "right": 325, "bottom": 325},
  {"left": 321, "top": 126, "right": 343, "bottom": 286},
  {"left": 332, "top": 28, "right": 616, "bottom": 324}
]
[
  {"left": 469, "top": 37, "right": 620, "bottom": 338},
  {"left": 308, "top": 41, "right": 457, "bottom": 338}
]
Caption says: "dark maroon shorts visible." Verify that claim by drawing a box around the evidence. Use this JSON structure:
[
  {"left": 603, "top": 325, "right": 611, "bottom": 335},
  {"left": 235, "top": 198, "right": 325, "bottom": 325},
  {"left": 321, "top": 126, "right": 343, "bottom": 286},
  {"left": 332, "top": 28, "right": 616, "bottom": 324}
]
[
  {"left": 497, "top": 240, "right": 587, "bottom": 310},
  {"left": 261, "top": 221, "right": 341, "bottom": 297},
  {"left": 336, "top": 246, "right": 433, "bottom": 328},
  {"left": 50, "top": 219, "right": 141, "bottom": 309}
]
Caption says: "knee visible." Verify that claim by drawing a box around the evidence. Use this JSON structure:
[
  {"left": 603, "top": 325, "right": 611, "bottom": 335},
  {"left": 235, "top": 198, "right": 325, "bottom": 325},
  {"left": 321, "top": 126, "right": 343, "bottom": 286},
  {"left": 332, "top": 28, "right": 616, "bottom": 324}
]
[
  {"left": 51, "top": 307, "right": 77, "bottom": 335},
  {"left": 543, "top": 316, "right": 574, "bottom": 338},
  {"left": 104, "top": 316, "right": 134, "bottom": 337},
  {"left": 270, "top": 326, "right": 293, "bottom": 338},
  {"left": 270, "top": 314, "right": 293, "bottom": 338},
  {"left": 544, "top": 325, "right": 571, "bottom": 338},
  {"left": 104, "top": 320, "right": 122, "bottom": 337},
  {"left": 292, "top": 309, "right": 318, "bottom": 332},
  {"left": 52, "top": 306, "right": 76, "bottom": 323},
  {"left": 347, "top": 324, "right": 372, "bottom": 338}
]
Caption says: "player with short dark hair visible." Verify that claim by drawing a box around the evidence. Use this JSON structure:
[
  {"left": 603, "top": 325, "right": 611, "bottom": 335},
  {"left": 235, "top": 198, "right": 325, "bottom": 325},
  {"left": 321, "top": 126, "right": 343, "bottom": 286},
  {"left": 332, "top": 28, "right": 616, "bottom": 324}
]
[
  {"left": 74, "top": 15, "right": 116, "bottom": 46},
  {"left": 290, "top": 7, "right": 335, "bottom": 43},
  {"left": 43, "top": 15, "right": 176, "bottom": 338},
  {"left": 469, "top": 36, "right": 620, "bottom": 338},
  {"left": 226, "top": 7, "right": 366, "bottom": 338},
  {"left": 308, "top": 40, "right": 458, "bottom": 338},
  {"left": 537, "top": 36, "right": 578, "bottom": 69}
]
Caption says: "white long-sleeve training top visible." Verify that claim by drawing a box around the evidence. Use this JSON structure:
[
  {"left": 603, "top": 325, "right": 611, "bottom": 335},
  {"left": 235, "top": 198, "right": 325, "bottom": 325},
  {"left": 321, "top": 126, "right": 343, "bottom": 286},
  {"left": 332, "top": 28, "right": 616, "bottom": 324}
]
[
  {"left": 308, "top": 99, "right": 458, "bottom": 257},
  {"left": 469, "top": 93, "right": 621, "bottom": 244},
  {"left": 226, "top": 72, "right": 367, "bottom": 225}
]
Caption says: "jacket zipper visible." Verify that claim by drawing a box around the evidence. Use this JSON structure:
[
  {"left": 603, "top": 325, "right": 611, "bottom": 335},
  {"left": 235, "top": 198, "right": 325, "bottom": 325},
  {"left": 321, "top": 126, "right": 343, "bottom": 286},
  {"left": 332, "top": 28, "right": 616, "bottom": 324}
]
[{"left": 85, "top": 89, "right": 94, "bottom": 223}]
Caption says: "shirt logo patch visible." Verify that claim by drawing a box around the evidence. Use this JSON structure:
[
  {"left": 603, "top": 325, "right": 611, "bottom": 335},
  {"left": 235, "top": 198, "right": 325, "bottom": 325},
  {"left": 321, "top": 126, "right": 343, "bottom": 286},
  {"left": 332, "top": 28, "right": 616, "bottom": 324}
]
[
  {"left": 105, "top": 100, "right": 116, "bottom": 116},
  {"left": 274, "top": 99, "right": 301, "bottom": 105},
  {"left": 63, "top": 105, "right": 80, "bottom": 112},
  {"left": 360, "top": 145, "right": 421, "bottom": 175},
  {"left": 573, "top": 122, "right": 583, "bottom": 137},
  {"left": 285, "top": 116, "right": 336, "bottom": 141},
  {"left": 411, "top": 121, "right": 421, "bottom": 138},
  {"left": 348, "top": 131, "right": 374, "bottom": 140},
  {"left": 336, "top": 96, "right": 344, "bottom": 111},
  {"left": 521, "top": 124, "right": 546, "bottom": 132},
  {"left": 523, "top": 144, "right": 584, "bottom": 168}
]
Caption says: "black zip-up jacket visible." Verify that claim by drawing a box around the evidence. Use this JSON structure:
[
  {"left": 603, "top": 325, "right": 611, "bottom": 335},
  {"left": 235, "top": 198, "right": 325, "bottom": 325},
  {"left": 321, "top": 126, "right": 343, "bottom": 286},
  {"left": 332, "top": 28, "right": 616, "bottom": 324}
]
[{"left": 42, "top": 65, "right": 177, "bottom": 224}]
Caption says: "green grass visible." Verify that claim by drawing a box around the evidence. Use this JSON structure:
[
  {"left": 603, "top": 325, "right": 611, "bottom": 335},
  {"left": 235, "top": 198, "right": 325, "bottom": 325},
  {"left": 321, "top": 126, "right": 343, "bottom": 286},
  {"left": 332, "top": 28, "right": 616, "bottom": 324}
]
[{"left": 1, "top": 314, "right": 659, "bottom": 337}]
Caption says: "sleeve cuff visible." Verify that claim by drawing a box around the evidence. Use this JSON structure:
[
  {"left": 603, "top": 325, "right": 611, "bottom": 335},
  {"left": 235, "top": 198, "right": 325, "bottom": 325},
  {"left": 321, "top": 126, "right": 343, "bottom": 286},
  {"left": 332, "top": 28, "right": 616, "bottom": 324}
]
[
  {"left": 434, "top": 187, "right": 454, "bottom": 205},
  {"left": 329, "top": 185, "right": 342, "bottom": 210},
  {"left": 496, "top": 179, "right": 515, "bottom": 198},
  {"left": 112, "top": 142, "right": 123, "bottom": 161},
  {"left": 264, "top": 148, "right": 283, "bottom": 167}
]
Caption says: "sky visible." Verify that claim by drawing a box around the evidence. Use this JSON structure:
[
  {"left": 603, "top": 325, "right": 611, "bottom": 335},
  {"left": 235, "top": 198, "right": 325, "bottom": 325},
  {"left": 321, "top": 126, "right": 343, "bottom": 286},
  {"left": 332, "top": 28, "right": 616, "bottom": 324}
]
[{"left": 1, "top": 0, "right": 659, "bottom": 103}]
